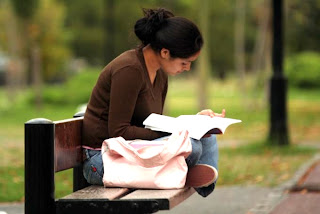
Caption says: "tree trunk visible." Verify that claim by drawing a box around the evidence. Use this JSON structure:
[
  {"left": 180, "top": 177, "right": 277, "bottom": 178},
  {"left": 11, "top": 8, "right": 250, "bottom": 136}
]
[
  {"left": 250, "top": 0, "right": 272, "bottom": 106},
  {"left": 31, "top": 44, "right": 43, "bottom": 109},
  {"left": 198, "top": 0, "right": 210, "bottom": 111},
  {"left": 234, "top": 0, "right": 246, "bottom": 96},
  {"left": 4, "top": 2, "right": 26, "bottom": 101},
  {"left": 104, "top": 0, "right": 116, "bottom": 64}
]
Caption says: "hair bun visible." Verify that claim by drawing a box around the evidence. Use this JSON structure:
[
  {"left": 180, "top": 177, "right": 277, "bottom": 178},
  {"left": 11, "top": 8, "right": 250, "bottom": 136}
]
[{"left": 134, "top": 8, "right": 174, "bottom": 45}]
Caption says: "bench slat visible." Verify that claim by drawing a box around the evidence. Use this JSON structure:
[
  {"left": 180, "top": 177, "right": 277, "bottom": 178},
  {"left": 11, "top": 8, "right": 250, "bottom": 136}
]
[
  {"left": 56, "top": 187, "right": 194, "bottom": 213},
  {"left": 60, "top": 185, "right": 130, "bottom": 200},
  {"left": 54, "top": 117, "right": 83, "bottom": 172},
  {"left": 122, "top": 187, "right": 195, "bottom": 209}
]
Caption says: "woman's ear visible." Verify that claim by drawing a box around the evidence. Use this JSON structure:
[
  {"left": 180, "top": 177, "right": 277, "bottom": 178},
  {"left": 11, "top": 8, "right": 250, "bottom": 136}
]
[{"left": 160, "top": 48, "right": 170, "bottom": 59}]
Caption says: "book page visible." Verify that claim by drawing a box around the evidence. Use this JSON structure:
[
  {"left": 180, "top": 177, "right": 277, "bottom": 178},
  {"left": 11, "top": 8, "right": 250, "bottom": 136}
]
[
  {"left": 143, "top": 113, "right": 180, "bottom": 133},
  {"left": 143, "top": 113, "right": 241, "bottom": 140}
]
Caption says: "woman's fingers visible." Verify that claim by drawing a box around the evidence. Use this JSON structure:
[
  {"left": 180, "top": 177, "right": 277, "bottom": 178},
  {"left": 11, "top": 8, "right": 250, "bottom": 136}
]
[
  {"left": 197, "top": 109, "right": 226, "bottom": 118},
  {"left": 214, "top": 109, "right": 226, "bottom": 118}
]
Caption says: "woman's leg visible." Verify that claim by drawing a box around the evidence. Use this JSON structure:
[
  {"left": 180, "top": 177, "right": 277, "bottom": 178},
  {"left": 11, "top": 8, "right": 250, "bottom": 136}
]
[
  {"left": 153, "top": 135, "right": 203, "bottom": 168},
  {"left": 83, "top": 149, "right": 104, "bottom": 185},
  {"left": 189, "top": 135, "right": 219, "bottom": 197},
  {"left": 185, "top": 138, "right": 203, "bottom": 168},
  {"left": 197, "top": 135, "right": 218, "bottom": 169},
  {"left": 194, "top": 135, "right": 219, "bottom": 197}
]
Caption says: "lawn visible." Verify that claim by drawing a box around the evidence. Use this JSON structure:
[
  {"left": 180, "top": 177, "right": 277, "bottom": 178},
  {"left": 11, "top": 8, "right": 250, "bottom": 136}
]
[{"left": 0, "top": 72, "right": 319, "bottom": 202}]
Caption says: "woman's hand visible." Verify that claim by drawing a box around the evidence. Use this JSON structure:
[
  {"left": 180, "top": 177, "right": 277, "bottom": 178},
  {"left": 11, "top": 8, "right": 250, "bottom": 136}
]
[
  {"left": 197, "top": 109, "right": 226, "bottom": 138},
  {"left": 197, "top": 109, "right": 226, "bottom": 118}
]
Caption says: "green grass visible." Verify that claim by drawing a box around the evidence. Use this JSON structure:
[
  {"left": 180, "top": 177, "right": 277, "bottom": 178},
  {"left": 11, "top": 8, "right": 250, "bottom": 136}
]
[
  {"left": 0, "top": 166, "right": 25, "bottom": 202},
  {"left": 219, "top": 142, "right": 316, "bottom": 186},
  {"left": 0, "top": 71, "right": 319, "bottom": 202}
]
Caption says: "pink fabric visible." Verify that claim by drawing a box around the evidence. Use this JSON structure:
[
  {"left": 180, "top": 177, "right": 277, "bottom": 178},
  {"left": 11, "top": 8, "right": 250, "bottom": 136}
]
[{"left": 101, "top": 130, "right": 192, "bottom": 189}]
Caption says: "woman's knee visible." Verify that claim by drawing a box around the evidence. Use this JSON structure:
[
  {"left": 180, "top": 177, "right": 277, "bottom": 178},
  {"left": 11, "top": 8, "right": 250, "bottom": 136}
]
[
  {"left": 83, "top": 151, "right": 104, "bottom": 185},
  {"left": 202, "top": 134, "right": 217, "bottom": 145}
]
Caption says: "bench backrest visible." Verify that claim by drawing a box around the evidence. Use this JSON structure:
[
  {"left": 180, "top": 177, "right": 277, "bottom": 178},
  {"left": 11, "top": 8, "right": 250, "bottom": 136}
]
[{"left": 54, "top": 117, "right": 83, "bottom": 172}]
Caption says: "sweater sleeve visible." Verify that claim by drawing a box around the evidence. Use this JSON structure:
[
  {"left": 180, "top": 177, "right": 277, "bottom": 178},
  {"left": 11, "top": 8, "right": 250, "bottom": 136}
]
[{"left": 108, "top": 67, "right": 167, "bottom": 140}]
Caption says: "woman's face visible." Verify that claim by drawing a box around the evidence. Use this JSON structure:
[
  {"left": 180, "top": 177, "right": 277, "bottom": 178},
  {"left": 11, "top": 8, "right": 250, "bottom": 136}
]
[{"left": 159, "top": 49, "right": 200, "bottom": 76}]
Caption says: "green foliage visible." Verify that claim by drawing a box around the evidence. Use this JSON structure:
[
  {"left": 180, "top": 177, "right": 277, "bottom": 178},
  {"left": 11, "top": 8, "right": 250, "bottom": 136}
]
[
  {"left": 1, "top": 0, "right": 71, "bottom": 83},
  {"left": 36, "top": 0, "right": 72, "bottom": 82},
  {"left": 63, "top": 0, "right": 105, "bottom": 65},
  {"left": 11, "top": 0, "right": 39, "bottom": 19},
  {"left": 56, "top": 0, "right": 320, "bottom": 79},
  {"left": 286, "top": 0, "right": 320, "bottom": 53},
  {"left": 41, "top": 68, "right": 100, "bottom": 105},
  {"left": 285, "top": 52, "right": 320, "bottom": 89},
  {"left": 207, "top": 0, "right": 235, "bottom": 77}
]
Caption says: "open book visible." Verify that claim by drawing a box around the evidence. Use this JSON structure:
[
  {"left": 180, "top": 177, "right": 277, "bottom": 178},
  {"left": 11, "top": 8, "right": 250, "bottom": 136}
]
[{"left": 143, "top": 113, "right": 242, "bottom": 140}]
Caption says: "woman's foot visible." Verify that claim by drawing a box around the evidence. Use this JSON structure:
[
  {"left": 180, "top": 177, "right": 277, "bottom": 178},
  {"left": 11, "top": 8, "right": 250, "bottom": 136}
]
[{"left": 185, "top": 164, "right": 218, "bottom": 188}]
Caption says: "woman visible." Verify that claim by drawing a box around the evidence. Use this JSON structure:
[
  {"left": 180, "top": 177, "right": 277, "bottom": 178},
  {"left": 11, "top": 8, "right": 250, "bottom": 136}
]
[{"left": 82, "top": 8, "right": 224, "bottom": 197}]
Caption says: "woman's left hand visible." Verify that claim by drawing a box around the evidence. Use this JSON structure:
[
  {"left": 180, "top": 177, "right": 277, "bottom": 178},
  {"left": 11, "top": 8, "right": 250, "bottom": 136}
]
[
  {"left": 197, "top": 109, "right": 226, "bottom": 118},
  {"left": 198, "top": 109, "right": 226, "bottom": 138}
]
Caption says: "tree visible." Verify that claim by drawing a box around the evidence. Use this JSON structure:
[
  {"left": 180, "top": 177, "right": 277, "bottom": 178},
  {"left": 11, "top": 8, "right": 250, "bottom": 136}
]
[
  {"left": 234, "top": 0, "right": 247, "bottom": 97},
  {"left": 63, "top": 0, "right": 105, "bottom": 65},
  {"left": 11, "top": 0, "right": 42, "bottom": 108},
  {"left": 11, "top": 0, "right": 39, "bottom": 83},
  {"left": 197, "top": 0, "right": 211, "bottom": 110},
  {"left": 286, "top": 0, "right": 320, "bottom": 54},
  {"left": 103, "top": 0, "right": 116, "bottom": 64},
  {"left": 8, "top": 0, "right": 71, "bottom": 108},
  {"left": 0, "top": 0, "right": 24, "bottom": 101}
]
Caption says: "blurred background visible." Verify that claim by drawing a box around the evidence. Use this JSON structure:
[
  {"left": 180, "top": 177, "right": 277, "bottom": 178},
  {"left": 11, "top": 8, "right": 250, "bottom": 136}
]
[{"left": 0, "top": 0, "right": 319, "bottom": 203}]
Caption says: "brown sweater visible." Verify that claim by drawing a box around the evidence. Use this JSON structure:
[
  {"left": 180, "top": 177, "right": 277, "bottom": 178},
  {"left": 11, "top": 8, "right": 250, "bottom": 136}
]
[{"left": 82, "top": 48, "right": 168, "bottom": 148}]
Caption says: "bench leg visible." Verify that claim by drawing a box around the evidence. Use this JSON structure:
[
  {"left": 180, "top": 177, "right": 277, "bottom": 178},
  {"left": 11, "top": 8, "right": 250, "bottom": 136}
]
[{"left": 25, "top": 119, "right": 55, "bottom": 214}]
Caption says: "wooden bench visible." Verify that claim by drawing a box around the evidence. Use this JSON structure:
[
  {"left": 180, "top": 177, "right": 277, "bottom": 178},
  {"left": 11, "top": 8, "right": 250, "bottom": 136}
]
[{"left": 24, "top": 112, "right": 195, "bottom": 214}]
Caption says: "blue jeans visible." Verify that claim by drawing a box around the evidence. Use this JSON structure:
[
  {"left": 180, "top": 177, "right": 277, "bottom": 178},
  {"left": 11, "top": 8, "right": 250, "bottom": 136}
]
[
  {"left": 187, "top": 135, "right": 219, "bottom": 197},
  {"left": 83, "top": 135, "right": 219, "bottom": 197},
  {"left": 83, "top": 149, "right": 104, "bottom": 185}
]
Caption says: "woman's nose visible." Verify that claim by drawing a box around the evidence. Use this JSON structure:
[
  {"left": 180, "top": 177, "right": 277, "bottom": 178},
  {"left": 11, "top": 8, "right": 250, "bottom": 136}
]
[{"left": 184, "top": 64, "right": 191, "bottom": 71}]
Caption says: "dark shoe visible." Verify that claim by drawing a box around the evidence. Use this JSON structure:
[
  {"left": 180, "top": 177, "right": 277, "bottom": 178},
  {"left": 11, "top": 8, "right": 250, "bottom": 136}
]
[{"left": 185, "top": 164, "right": 218, "bottom": 188}]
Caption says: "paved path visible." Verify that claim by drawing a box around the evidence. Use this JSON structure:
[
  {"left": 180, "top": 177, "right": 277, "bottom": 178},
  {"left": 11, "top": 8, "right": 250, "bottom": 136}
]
[
  {"left": 250, "top": 153, "right": 320, "bottom": 214},
  {"left": 162, "top": 186, "right": 272, "bottom": 214},
  {"left": 0, "top": 203, "right": 23, "bottom": 214},
  {"left": 268, "top": 156, "right": 320, "bottom": 214}
]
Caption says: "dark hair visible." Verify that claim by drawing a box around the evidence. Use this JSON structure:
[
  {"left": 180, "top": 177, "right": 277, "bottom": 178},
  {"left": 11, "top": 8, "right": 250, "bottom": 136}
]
[{"left": 134, "top": 8, "right": 203, "bottom": 58}]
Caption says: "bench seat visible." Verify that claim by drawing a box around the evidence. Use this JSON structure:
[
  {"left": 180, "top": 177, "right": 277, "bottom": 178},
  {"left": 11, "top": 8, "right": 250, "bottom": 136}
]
[{"left": 56, "top": 186, "right": 195, "bottom": 213}]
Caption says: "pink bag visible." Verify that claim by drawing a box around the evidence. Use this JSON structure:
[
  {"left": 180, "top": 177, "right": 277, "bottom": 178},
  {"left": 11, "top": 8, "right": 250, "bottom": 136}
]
[{"left": 101, "top": 131, "right": 192, "bottom": 189}]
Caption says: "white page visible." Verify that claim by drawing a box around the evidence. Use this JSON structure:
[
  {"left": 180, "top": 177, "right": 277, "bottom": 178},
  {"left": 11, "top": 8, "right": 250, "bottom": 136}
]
[
  {"left": 143, "top": 113, "right": 180, "bottom": 133},
  {"left": 144, "top": 113, "right": 242, "bottom": 140},
  {"left": 177, "top": 115, "right": 242, "bottom": 140}
]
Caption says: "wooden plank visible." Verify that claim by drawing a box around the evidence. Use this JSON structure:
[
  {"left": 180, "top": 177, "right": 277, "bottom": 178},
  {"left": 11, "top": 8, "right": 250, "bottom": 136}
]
[
  {"left": 54, "top": 117, "right": 83, "bottom": 172},
  {"left": 122, "top": 187, "right": 195, "bottom": 209},
  {"left": 60, "top": 185, "right": 131, "bottom": 200}
]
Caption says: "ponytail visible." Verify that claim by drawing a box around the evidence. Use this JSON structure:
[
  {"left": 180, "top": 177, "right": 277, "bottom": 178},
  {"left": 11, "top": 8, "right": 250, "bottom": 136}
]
[
  {"left": 134, "top": 8, "right": 203, "bottom": 58},
  {"left": 134, "top": 8, "right": 174, "bottom": 46}
]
